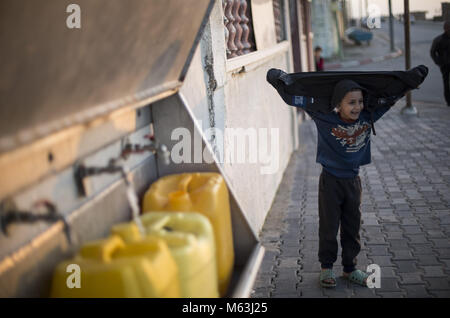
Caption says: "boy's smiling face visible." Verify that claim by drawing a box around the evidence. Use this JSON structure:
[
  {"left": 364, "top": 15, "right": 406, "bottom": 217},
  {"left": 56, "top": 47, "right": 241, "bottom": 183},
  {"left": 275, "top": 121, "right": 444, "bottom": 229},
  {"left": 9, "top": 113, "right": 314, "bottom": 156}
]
[{"left": 337, "top": 90, "right": 364, "bottom": 122}]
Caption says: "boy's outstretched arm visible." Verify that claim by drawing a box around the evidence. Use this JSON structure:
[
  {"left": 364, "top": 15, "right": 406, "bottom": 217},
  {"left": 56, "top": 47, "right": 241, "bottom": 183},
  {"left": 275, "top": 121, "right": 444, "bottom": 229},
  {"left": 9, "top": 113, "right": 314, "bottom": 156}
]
[
  {"left": 267, "top": 68, "right": 335, "bottom": 123},
  {"left": 365, "top": 93, "right": 406, "bottom": 123}
]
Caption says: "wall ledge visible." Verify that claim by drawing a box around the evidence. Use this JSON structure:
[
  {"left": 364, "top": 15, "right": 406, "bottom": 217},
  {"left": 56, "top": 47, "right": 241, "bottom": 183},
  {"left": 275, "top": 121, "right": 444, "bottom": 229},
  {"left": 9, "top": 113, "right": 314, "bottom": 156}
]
[{"left": 225, "top": 41, "right": 290, "bottom": 74}]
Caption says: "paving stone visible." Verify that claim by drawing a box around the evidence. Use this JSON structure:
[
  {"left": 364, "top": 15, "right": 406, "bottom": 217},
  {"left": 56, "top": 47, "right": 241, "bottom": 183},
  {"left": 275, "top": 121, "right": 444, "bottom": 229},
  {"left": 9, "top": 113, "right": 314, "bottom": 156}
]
[
  {"left": 439, "top": 258, "right": 450, "bottom": 269},
  {"left": 281, "top": 239, "right": 301, "bottom": 247},
  {"left": 368, "top": 246, "right": 391, "bottom": 256},
  {"left": 278, "top": 257, "right": 301, "bottom": 269},
  {"left": 422, "top": 223, "right": 443, "bottom": 231},
  {"left": 413, "top": 207, "right": 431, "bottom": 213},
  {"left": 352, "top": 285, "right": 380, "bottom": 298},
  {"left": 321, "top": 285, "right": 354, "bottom": 298},
  {"left": 377, "top": 277, "right": 402, "bottom": 292},
  {"left": 253, "top": 273, "right": 275, "bottom": 288},
  {"left": 280, "top": 232, "right": 300, "bottom": 242},
  {"left": 423, "top": 278, "right": 450, "bottom": 290},
  {"left": 362, "top": 219, "right": 380, "bottom": 226},
  {"left": 430, "top": 239, "right": 450, "bottom": 248},
  {"left": 298, "top": 271, "right": 319, "bottom": 282},
  {"left": 379, "top": 216, "right": 400, "bottom": 224},
  {"left": 426, "top": 230, "right": 447, "bottom": 238},
  {"left": 300, "top": 261, "right": 322, "bottom": 272},
  {"left": 369, "top": 255, "right": 395, "bottom": 267},
  {"left": 373, "top": 266, "right": 396, "bottom": 279},
  {"left": 429, "top": 290, "right": 450, "bottom": 297},
  {"left": 298, "top": 288, "right": 326, "bottom": 298},
  {"left": 258, "top": 258, "right": 277, "bottom": 274},
  {"left": 391, "top": 250, "right": 416, "bottom": 261},
  {"left": 399, "top": 218, "right": 419, "bottom": 226},
  {"left": 376, "top": 291, "right": 406, "bottom": 298},
  {"left": 378, "top": 209, "right": 395, "bottom": 215},
  {"left": 365, "top": 235, "right": 388, "bottom": 245},
  {"left": 398, "top": 273, "right": 424, "bottom": 285},
  {"left": 384, "top": 232, "right": 405, "bottom": 239},
  {"left": 277, "top": 264, "right": 300, "bottom": 276},
  {"left": 300, "top": 241, "right": 319, "bottom": 250},
  {"left": 404, "top": 234, "right": 429, "bottom": 244},
  {"left": 395, "top": 211, "right": 415, "bottom": 218},
  {"left": 414, "top": 254, "right": 443, "bottom": 266},
  {"left": 401, "top": 284, "right": 434, "bottom": 298},
  {"left": 389, "top": 239, "right": 410, "bottom": 249},
  {"left": 411, "top": 244, "right": 436, "bottom": 255},
  {"left": 299, "top": 249, "right": 318, "bottom": 259},
  {"left": 272, "top": 277, "right": 298, "bottom": 293},
  {"left": 363, "top": 225, "right": 383, "bottom": 234},
  {"left": 251, "top": 287, "right": 272, "bottom": 298},
  {"left": 438, "top": 217, "right": 450, "bottom": 226},
  {"left": 261, "top": 250, "right": 280, "bottom": 262},
  {"left": 383, "top": 224, "right": 402, "bottom": 231},
  {"left": 393, "top": 260, "right": 419, "bottom": 273},
  {"left": 271, "top": 290, "right": 299, "bottom": 298},
  {"left": 401, "top": 225, "right": 423, "bottom": 234},
  {"left": 421, "top": 266, "right": 447, "bottom": 277}
]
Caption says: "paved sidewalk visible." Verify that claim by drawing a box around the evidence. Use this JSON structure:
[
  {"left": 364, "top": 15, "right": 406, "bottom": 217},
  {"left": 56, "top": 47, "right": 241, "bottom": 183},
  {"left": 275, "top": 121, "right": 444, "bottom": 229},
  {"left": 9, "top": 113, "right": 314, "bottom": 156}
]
[
  {"left": 251, "top": 101, "right": 450, "bottom": 298},
  {"left": 324, "top": 29, "right": 402, "bottom": 70}
]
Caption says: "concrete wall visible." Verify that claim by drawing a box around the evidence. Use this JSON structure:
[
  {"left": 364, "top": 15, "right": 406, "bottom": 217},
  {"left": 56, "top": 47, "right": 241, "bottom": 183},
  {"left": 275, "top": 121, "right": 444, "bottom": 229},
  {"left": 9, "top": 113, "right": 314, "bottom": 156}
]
[{"left": 180, "top": 0, "right": 298, "bottom": 233}]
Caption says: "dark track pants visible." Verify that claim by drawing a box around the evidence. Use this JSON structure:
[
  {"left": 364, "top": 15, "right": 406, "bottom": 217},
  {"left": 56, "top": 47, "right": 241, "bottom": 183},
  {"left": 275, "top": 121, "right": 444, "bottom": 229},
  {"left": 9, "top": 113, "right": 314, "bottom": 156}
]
[{"left": 318, "top": 169, "right": 362, "bottom": 273}]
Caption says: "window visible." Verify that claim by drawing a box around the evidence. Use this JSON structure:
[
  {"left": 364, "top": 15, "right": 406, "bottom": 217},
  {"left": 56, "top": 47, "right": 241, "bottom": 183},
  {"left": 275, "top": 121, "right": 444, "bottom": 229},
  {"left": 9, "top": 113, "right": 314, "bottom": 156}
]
[
  {"left": 223, "top": 0, "right": 257, "bottom": 58},
  {"left": 273, "top": 0, "right": 287, "bottom": 43}
]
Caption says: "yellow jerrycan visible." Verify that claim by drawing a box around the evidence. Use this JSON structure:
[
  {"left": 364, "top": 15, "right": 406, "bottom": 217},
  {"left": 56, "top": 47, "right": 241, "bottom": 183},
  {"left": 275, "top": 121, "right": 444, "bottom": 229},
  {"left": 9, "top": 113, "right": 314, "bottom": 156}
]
[
  {"left": 142, "top": 172, "right": 234, "bottom": 296},
  {"left": 112, "top": 212, "right": 219, "bottom": 298},
  {"left": 50, "top": 235, "right": 180, "bottom": 298}
]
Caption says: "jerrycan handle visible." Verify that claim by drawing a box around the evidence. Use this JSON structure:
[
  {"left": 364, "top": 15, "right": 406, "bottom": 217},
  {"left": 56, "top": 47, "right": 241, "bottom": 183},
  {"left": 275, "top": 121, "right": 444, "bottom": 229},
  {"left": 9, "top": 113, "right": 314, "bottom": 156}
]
[
  {"left": 178, "top": 174, "right": 193, "bottom": 192},
  {"left": 165, "top": 174, "right": 194, "bottom": 211},
  {"left": 80, "top": 235, "right": 125, "bottom": 262}
]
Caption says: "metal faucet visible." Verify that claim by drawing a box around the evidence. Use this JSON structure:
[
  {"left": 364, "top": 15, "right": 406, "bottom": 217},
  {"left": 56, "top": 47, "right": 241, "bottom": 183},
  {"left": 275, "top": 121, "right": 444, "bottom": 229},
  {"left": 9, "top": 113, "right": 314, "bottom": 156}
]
[{"left": 121, "top": 135, "right": 170, "bottom": 165}]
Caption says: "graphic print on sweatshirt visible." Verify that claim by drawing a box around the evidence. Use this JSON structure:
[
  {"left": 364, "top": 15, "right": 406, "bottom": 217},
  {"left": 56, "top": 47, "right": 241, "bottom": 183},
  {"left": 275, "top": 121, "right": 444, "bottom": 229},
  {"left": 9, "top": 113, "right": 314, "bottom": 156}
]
[{"left": 331, "top": 121, "right": 371, "bottom": 153}]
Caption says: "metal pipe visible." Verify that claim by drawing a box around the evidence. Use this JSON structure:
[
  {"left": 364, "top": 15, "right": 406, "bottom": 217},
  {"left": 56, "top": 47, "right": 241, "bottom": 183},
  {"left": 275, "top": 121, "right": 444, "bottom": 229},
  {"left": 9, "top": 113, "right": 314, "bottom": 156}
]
[
  {"left": 402, "top": 0, "right": 417, "bottom": 114},
  {"left": 404, "top": 0, "right": 411, "bottom": 72},
  {"left": 388, "top": 0, "right": 395, "bottom": 52},
  {"left": 404, "top": 0, "right": 411, "bottom": 106}
]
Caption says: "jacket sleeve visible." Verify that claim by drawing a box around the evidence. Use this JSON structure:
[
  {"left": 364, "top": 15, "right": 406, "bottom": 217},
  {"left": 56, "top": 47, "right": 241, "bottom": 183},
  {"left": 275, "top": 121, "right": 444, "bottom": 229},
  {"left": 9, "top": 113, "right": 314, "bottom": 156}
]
[
  {"left": 303, "top": 108, "right": 337, "bottom": 124},
  {"left": 430, "top": 36, "right": 442, "bottom": 66},
  {"left": 363, "top": 105, "right": 391, "bottom": 123}
]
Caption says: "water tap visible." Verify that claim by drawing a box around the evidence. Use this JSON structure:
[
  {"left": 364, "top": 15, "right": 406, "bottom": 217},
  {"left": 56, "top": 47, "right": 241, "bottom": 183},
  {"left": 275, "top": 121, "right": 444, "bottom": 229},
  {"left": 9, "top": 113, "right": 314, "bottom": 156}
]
[{"left": 121, "top": 134, "right": 170, "bottom": 165}]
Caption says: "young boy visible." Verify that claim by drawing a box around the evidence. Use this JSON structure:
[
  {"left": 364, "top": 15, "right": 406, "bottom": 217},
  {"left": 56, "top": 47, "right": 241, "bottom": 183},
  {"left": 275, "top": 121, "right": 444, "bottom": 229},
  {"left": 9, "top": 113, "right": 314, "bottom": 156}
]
[
  {"left": 298, "top": 79, "right": 393, "bottom": 287},
  {"left": 314, "top": 46, "right": 324, "bottom": 72}
]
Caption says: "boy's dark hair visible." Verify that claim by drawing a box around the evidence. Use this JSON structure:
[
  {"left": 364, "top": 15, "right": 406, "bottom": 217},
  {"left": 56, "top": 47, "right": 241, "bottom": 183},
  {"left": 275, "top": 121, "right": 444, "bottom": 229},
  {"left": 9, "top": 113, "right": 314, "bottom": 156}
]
[
  {"left": 332, "top": 80, "right": 367, "bottom": 110},
  {"left": 314, "top": 46, "right": 322, "bottom": 52},
  {"left": 336, "top": 88, "right": 363, "bottom": 110}
]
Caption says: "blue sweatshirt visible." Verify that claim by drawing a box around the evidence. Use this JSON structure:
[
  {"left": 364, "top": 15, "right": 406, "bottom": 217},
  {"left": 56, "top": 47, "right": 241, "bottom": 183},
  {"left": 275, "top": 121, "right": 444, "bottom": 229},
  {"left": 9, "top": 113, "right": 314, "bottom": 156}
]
[{"left": 300, "top": 105, "right": 390, "bottom": 178}]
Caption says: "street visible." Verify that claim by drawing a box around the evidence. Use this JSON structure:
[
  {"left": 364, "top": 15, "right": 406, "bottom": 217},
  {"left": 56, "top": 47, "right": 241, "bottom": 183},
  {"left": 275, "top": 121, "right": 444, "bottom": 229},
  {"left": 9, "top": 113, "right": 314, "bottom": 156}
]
[{"left": 345, "top": 20, "right": 445, "bottom": 105}]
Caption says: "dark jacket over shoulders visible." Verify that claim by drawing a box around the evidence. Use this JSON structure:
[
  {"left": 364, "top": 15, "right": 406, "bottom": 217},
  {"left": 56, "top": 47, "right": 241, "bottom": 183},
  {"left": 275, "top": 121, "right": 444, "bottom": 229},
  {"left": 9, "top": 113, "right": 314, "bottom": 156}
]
[{"left": 431, "top": 32, "right": 450, "bottom": 67}]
